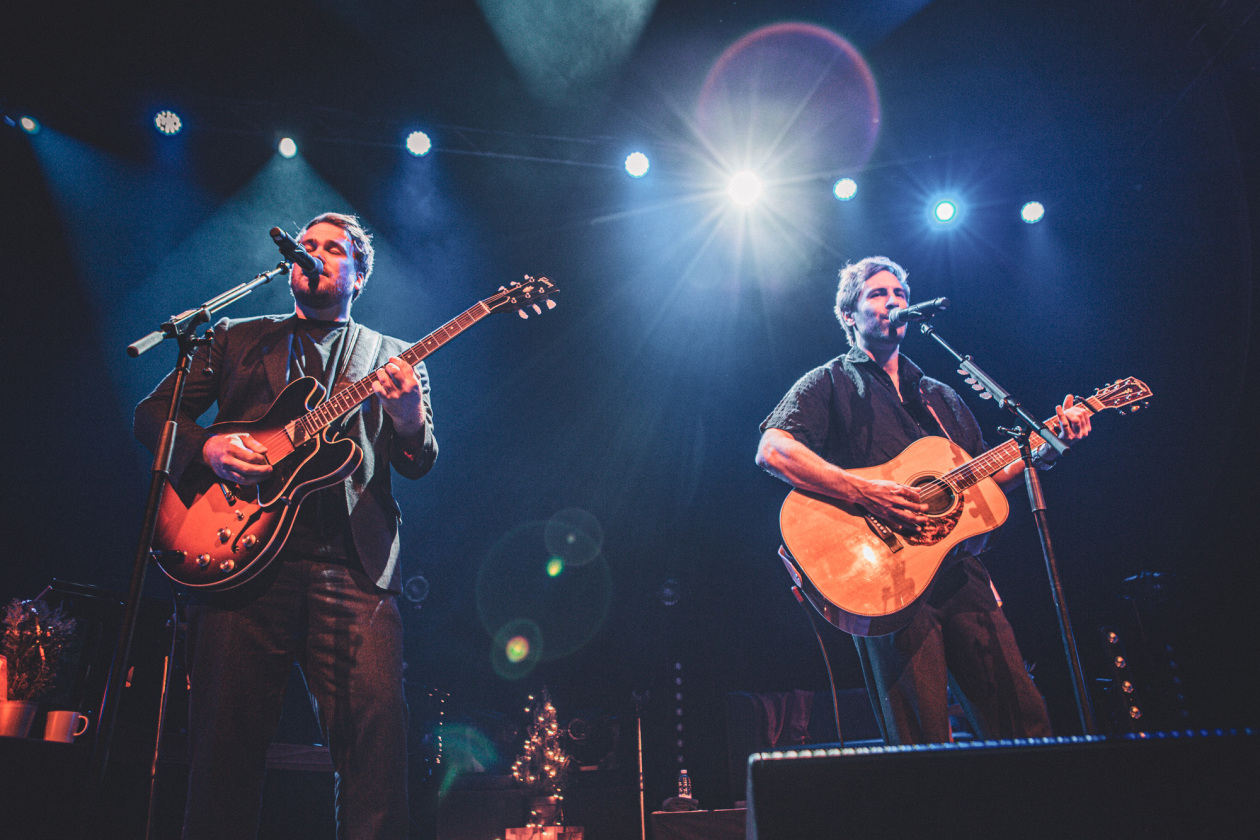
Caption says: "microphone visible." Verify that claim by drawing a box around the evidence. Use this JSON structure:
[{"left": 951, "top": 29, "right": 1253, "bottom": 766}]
[
  {"left": 888, "top": 297, "right": 950, "bottom": 326},
  {"left": 270, "top": 227, "right": 323, "bottom": 277}
]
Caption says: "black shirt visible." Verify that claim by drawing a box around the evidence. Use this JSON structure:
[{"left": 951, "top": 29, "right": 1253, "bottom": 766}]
[
  {"left": 761, "top": 345, "right": 987, "bottom": 470},
  {"left": 285, "top": 317, "right": 355, "bottom": 561}
]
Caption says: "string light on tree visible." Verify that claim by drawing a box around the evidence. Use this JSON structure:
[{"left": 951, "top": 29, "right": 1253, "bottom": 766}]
[{"left": 511, "top": 689, "right": 573, "bottom": 827}]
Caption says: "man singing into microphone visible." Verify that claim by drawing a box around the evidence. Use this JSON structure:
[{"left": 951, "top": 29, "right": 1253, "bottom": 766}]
[
  {"left": 756, "top": 256, "right": 1092, "bottom": 744},
  {"left": 135, "top": 212, "right": 437, "bottom": 839}
]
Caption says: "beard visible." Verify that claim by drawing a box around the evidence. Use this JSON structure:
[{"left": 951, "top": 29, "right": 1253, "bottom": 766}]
[{"left": 291, "top": 272, "right": 351, "bottom": 311}]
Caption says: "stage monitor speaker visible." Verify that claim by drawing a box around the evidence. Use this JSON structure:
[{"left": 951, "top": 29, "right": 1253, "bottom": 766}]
[{"left": 746, "top": 732, "right": 1257, "bottom": 839}]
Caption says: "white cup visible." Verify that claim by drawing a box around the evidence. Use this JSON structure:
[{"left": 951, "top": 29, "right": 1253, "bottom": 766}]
[{"left": 44, "top": 710, "right": 90, "bottom": 742}]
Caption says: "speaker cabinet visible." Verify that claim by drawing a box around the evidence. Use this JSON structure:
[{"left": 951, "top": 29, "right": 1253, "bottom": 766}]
[{"left": 747, "top": 732, "right": 1257, "bottom": 839}]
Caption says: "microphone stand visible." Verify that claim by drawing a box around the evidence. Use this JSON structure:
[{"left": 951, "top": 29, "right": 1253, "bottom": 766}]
[
  {"left": 918, "top": 320, "right": 1097, "bottom": 736},
  {"left": 87, "top": 263, "right": 289, "bottom": 836}
]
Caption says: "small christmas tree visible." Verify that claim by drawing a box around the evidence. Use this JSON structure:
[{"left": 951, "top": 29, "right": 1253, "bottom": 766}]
[
  {"left": 511, "top": 689, "right": 573, "bottom": 826},
  {"left": 1, "top": 598, "right": 77, "bottom": 701}
]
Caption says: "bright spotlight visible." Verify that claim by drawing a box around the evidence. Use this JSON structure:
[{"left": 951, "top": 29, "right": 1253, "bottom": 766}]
[
  {"left": 406, "top": 130, "right": 431, "bottom": 156},
  {"left": 1021, "top": 201, "right": 1045, "bottom": 224},
  {"left": 933, "top": 199, "right": 958, "bottom": 224},
  {"left": 19, "top": 116, "right": 40, "bottom": 134},
  {"left": 278, "top": 137, "right": 298, "bottom": 158},
  {"left": 624, "top": 151, "right": 650, "bottom": 178},
  {"left": 833, "top": 177, "right": 857, "bottom": 200},
  {"left": 728, "top": 170, "right": 763, "bottom": 206},
  {"left": 154, "top": 110, "right": 182, "bottom": 135}
]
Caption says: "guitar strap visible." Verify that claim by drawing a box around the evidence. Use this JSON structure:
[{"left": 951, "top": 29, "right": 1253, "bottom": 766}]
[
  {"left": 334, "top": 320, "right": 368, "bottom": 390},
  {"left": 320, "top": 320, "right": 369, "bottom": 438},
  {"left": 920, "top": 393, "right": 957, "bottom": 445}
]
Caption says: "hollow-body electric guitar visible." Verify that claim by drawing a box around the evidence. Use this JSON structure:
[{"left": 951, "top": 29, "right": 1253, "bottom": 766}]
[
  {"left": 152, "top": 276, "right": 557, "bottom": 590},
  {"left": 778, "top": 377, "right": 1151, "bottom": 637}
]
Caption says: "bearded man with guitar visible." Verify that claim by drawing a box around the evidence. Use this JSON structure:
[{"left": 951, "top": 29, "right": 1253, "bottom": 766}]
[
  {"left": 135, "top": 212, "right": 437, "bottom": 840},
  {"left": 756, "top": 256, "right": 1094, "bottom": 746}
]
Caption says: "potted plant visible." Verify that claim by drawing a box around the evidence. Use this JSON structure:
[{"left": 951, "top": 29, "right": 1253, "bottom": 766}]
[{"left": 0, "top": 598, "right": 77, "bottom": 738}]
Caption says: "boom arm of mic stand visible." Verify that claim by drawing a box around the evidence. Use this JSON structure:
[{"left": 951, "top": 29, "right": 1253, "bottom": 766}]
[
  {"left": 126, "top": 263, "right": 289, "bottom": 357},
  {"left": 919, "top": 323, "right": 1069, "bottom": 457}
]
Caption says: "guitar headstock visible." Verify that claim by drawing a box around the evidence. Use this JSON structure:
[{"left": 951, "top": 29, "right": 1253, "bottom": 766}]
[
  {"left": 1083, "top": 377, "right": 1153, "bottom": 415},
  {"left": 485, "top": 276, "right": 559, "bottom": 319}
]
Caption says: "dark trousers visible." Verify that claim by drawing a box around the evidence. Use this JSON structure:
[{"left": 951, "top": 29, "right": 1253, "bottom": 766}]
[
  {"left": 182, "top": 556, "right": 409, "bottom": 840},
  {"left": 854, "top": 555, "right": 1052, "bottom": 745}
]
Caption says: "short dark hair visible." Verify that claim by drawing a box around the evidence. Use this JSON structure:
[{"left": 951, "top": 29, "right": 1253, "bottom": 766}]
[
  {"left": 834, "top": 256, "right": 910, "bottom": 346},
  {"left": 300, "top": 212, "right": 375, "bottom": 298}
]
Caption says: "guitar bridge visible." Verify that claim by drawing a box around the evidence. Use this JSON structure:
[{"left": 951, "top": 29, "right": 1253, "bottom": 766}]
[{"left": 863, "top": 513, "right": 904, "bottom": 553}]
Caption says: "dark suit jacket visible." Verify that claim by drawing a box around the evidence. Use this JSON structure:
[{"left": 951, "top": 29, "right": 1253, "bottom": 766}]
[{"left": 134, "top": 314, "right": 438, "bottom": 592}]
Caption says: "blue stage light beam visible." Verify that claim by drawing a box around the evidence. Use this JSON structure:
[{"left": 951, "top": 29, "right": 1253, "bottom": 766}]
[{"left": 477, "top": 0, "right": 658, "bottom": 104}]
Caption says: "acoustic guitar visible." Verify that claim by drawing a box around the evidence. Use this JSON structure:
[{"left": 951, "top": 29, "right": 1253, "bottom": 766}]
[{"left": 778, "top": 377, "right": 1152, "bottom": 637}]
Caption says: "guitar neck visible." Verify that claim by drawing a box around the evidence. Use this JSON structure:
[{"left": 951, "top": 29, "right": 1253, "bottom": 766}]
[
  {"left": 297, "top": 300, "right": 493, "bottom": 436},
  {"left": 943, "top": 394, "right": 1105, "bottom": 491}
]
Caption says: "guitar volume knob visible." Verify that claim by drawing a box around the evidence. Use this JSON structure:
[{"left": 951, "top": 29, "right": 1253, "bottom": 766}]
[
  {"left": 242, "top": 535, "right": 258, "bottom": 548},
  {"left": 219, "top": 559, "right": 235, "bottom": 573},
  {"left": 218, "top": 528, "right": 232, "bottom": 542},
  {"left": 196, "top": 554, "right": 212, "bottom": 568}
]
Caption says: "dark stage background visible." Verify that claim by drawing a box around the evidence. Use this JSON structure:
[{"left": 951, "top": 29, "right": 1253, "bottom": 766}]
[{"left": 4, "top": 0, "right": 1259, "bottom": 813}]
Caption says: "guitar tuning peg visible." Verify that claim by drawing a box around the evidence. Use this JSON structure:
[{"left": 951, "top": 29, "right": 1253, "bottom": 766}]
[
  {"left": 531, "top": 303, "right": 542, "bottom": 314},
  {"left": 964, "top": 377, "right": 978, "bottom": 386},
  {"left": 958, "top": 368, "right": 968, "bottom": 375},
  {"left": 978, "top": 392, "right": 993, "bottom": 399},
  {"left": 545, "top": 299, "right": 556, "bottom": 309},
  {"left": 518, "top": 309, "right": 529, "bottom": 319}
]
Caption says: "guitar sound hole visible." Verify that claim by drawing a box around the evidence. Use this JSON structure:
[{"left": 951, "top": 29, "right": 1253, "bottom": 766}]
[{"left": 911, "top": 476, "right": 956, "bottom": 516}]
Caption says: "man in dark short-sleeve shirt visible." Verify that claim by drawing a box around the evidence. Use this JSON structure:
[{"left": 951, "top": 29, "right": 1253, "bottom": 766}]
[{"left": 756, "top": 256, "right": 1093, "bottom": 744}]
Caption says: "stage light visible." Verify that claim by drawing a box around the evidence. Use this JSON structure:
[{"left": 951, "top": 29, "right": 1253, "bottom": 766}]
[
  {"left": 154, "top": 110, "right": 182, "bottom": 135},
  {"left": 833, "top": 178, "right": 857, "bottom": 200},
  {"left": 624, "top": 151, "right": 650, "bottom": 178},
  {"left": 278, "top": 137, "right": 297, "bottom": 158},
  {"left": 19, "top": 116, "right": 40, "bottom": 134},
  {"left": 406, "top": 130, "right": 431, "bottom": 156},
  {"left": 728, "top": 170, "right": 763, "bottom": 206},
  {"left": 1021, "top": 201, "right": 1045, "bottom": 224},
  {"left": 933, "top": 199, "right": 958, "bottom": 223}
]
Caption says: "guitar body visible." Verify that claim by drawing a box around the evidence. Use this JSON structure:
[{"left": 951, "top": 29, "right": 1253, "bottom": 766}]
[
  {"left": 153, "top": 378, "right": 363, "bottom": 590},
  {"left": 780, "top": 435, "right": 1010, "bottom": 637}
]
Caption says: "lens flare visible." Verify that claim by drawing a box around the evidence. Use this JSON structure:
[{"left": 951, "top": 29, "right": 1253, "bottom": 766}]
[{"left": 505, "top": 635, "right": 531, "bottom": 663}]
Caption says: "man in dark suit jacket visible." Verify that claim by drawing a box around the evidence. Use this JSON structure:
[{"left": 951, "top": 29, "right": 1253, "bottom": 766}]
[{"left": 135, "top": 212, "right": 437, "bottom": 840}]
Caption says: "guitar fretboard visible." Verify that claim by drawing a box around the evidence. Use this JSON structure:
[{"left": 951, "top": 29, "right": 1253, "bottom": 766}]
[
  {"left": 939, "top": 394, "right": 1105, "bottom": 491},
  {"left": 292, "top": 301, "right": 492, "bottom": 441}
]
